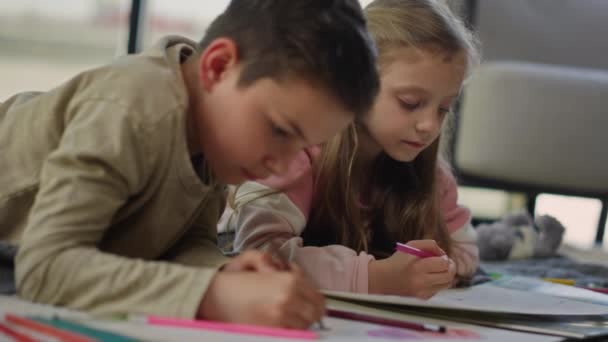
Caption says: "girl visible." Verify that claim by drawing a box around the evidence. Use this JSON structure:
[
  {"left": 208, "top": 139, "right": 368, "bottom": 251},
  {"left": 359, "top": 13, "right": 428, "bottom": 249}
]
[{"left": 219, "top": 0, "right": 480, "bottom": 299}]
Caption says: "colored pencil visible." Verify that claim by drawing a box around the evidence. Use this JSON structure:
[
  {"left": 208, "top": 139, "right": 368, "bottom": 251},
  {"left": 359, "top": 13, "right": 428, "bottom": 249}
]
[
  {"left": 581, "top": 287, "right": 608, "bottom": 294},
  {"left": 395, "top": 242, "right": 439, "bottom": 258},
  {"left": 31, "top": 316, "right": 139, "bottom": 342},
  {"left": 543, "top": 278, "right": 576, "bottom": 286},
  {"left": 0, "top": 321, "right": 38, "bottom": 342},
  {"left": 143, "top": 315, "right": 319, "bottom": 340},
  {"left": 5, "top": 314, "right": 94, "bottom": 342},
  {"left": 327, "top": 308, "right": 446, "bottom": 333}
]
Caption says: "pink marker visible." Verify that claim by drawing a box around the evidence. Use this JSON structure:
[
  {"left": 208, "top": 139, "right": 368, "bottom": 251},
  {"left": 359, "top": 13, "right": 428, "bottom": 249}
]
[
  {"left": 395, "top": 242, "right": 439, "bottom": 258},
  {"left": 144, "top": 315, "right": 319, "bottom": 340}
]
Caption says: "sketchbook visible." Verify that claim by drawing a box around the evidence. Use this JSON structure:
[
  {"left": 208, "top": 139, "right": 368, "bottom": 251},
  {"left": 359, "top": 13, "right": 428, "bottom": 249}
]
[
  {"left": 326, "top": 298, "right": 560, "bottom": 342},
  {"left": 490, "top": 275, "right": 608, "bottom": 307},
  {"left": 323, "top": 281, "right": 608, "bottom": 316},
  {"left": 324, "top": 281, "right": 608, "bottom": 339},
  {"left": 393, "top": 306, "right": 608, "bottom": 339}
]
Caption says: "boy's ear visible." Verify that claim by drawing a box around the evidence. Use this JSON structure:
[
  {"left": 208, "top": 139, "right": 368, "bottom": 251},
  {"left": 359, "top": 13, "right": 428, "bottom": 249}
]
[{"left": 198, "top": 38, "right": 239, "bottom": 91}]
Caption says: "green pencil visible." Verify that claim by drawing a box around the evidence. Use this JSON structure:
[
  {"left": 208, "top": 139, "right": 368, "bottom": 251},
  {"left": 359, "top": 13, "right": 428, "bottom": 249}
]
[{"left": 30, "top": 316, "right": 140, "bottom": 342}]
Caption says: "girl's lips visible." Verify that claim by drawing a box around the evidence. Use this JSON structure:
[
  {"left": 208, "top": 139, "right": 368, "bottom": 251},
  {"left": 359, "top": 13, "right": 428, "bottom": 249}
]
[{"left": 401, "top": 140, "right": 425, "bottom": 148}]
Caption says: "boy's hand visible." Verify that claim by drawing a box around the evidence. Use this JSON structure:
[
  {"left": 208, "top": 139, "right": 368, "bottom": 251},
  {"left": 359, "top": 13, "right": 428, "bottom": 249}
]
[
  {"left": 198, "top": 263, "right": 325, "bottom": 329},
  {"left": 222, "top": 250, "right": 289, "bottom": 273},
  {"left": 368, "top": 240, "right": 456, "bottom": 299}
]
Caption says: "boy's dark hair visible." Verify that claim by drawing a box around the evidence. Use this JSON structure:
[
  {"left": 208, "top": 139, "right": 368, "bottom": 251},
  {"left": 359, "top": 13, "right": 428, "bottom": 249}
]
[{"left": 199, "top": 0, "right": 380, "bottom": 118}]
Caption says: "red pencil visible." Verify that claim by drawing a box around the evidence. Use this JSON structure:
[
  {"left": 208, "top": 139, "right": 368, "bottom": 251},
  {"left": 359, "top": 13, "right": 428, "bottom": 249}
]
[
  {"left": 5, "top": 314, "right": 94, "bottom": 342},
  {"left": 0, "top": 321, "right": 38, "bottom": 342},
  {"left": 581, "top": 287, "right": 608, "bottom": 294},
  {"left": 327, "top": 308, "right": 446, "bottom": 333}
]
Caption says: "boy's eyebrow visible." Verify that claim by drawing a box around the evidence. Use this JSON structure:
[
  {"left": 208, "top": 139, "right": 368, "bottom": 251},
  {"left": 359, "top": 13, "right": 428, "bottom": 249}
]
[{"left": 286, "top": 118, "right": 311, "bottom": 145}]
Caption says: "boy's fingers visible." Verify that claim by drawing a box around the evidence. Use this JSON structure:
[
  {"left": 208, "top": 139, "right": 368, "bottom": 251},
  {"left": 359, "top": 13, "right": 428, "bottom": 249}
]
[
  {"left": 290, "top": 301, "right": 321, "bottom": 328},
  {"left": 295, "top": 275, "right": 324, "bottom": 304},
  {"left": 281, "top": 313, "right": 313, "bottom": 330},
  {"left": 299, "top": 288, "right": 326, "bottom": 320},
  {"left": 291, "top": 272, "right": 325, "bottom": 319}
]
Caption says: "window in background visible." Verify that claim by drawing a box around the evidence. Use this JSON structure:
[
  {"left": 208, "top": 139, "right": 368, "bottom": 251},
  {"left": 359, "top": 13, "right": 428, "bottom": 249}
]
[
  {"left": 461, "top": 188, "right": 606, "bottom": 249},
  {"left": 141, "top": 1, "right": 384, "bottom": 49},
  {"left": 604, "top": 219, "right": 608, "bottom": 247},
  {"left": 535, "top": 194, "right": 603, "bottom": 249},
  {"left": 458, "top": 187, "right": 523, "bottom": 221},
  {"left": 141, "top": 1, "right": 230, "bottom": 48},
  {"left": 0, "top": 0, "right": 130, "bottom": 100}
]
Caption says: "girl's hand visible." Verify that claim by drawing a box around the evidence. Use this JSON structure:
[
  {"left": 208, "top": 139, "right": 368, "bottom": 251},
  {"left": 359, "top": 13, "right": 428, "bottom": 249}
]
[
  {"left": 198, "top": 261, "right": 325, "bottom": 329},
  {"left": 368, "top": 239, "right": 456, "bottom": 299}
]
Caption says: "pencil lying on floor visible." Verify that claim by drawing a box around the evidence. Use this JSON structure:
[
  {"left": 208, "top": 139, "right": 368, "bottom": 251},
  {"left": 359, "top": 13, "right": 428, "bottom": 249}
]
[
  {"left": 142, "top": 315, "right": 319, "bottom": 340},
  {"left": 4, "top": 314, "right": 94, "bottom": 342},
  {"left": 0, "top": 321, "right": 38, "bottom": 342},
  {"left": 326, "top": 308, "right": 446, "bottom": 333}
]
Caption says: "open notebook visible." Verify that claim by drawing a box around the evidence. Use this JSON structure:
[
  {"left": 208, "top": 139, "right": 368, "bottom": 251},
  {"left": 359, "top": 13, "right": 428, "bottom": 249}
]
[
  {"left": 324, "top": 281, "right": 608, "bottom": 339},
  {"left": 324, "top": 281, "right": 608, "bottom": 316}
]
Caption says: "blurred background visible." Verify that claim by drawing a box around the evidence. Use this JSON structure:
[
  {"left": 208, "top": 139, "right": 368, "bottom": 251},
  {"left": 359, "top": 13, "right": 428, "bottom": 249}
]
[{"left": 1, "top": 0, "right": 606, "bottom": 251}]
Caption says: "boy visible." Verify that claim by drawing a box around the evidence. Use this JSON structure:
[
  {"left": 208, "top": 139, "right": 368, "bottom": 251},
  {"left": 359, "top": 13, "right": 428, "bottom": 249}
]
[{"left": 0, "top": 0, "right": 379, "bottom": 328}]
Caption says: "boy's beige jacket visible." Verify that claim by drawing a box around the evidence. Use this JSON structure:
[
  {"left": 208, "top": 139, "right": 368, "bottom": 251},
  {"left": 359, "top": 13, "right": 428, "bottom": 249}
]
[{"left": 0, "top": 36, "right": 228, "bottom": 318}]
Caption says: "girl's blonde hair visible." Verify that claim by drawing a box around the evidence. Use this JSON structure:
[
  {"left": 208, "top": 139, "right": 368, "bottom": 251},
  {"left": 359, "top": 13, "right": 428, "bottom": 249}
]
[{"left": 303, "top": 0, "right": 479, "bottom": 258}]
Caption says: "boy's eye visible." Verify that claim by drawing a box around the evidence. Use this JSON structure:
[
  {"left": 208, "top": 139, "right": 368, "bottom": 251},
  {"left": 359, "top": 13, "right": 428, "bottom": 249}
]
[{"left": 271, "top": 124, "right": 290, "bottom": 138}]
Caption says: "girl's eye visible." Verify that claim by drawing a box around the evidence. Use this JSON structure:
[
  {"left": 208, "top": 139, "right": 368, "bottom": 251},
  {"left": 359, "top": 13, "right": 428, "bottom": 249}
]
[
  {"left": 399, "top": 99, "right": 420, "bottom": 111},
  {"left": 439, "top": 107, "right": 451, "bottom": 116}
]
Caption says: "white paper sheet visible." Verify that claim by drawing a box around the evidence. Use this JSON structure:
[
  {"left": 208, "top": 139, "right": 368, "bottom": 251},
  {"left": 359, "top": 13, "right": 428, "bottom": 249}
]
[{"left": 324, "top": 281, "right": 608, "bottom": 316}]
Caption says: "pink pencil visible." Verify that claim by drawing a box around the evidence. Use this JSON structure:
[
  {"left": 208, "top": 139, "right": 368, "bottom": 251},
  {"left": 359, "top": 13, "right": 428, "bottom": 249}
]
[
  {"left": 327, "top": 309, "right": 446, "bottom": 333},
  {"left": 395, "top": 242, "right": 439, "bottom": 258},
  {"left": 144, "top": 315, "right": 319, "bottom": 340}
]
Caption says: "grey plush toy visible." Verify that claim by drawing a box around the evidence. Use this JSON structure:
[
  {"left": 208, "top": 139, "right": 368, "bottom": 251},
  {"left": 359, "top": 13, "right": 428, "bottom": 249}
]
[{"left": 477, "top": 211, "right": 565, "bottom": 261}]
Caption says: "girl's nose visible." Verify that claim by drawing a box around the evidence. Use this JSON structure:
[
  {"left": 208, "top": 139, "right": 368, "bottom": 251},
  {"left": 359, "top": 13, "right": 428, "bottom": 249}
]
[{"left": 415, "top": 108, "right": 441, "bottom": 135}]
